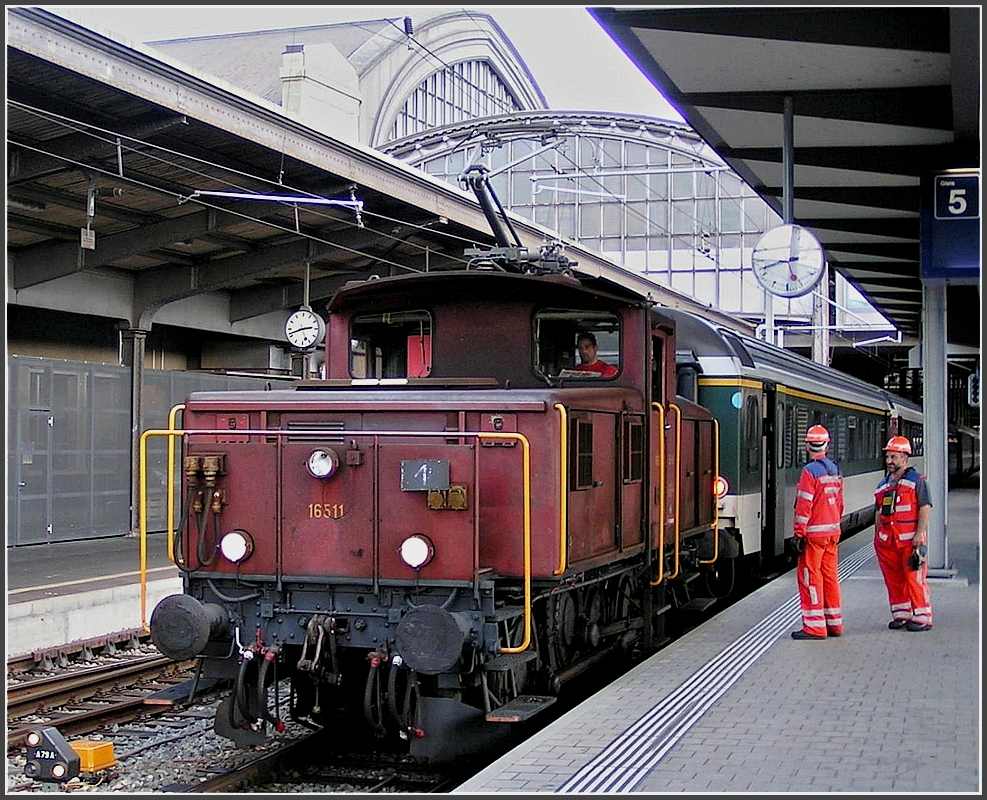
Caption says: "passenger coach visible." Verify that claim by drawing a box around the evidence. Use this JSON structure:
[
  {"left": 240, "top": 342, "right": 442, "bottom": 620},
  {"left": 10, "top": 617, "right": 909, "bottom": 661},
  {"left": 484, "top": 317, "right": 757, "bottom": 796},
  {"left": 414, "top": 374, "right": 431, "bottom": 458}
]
[{"left": 665, "top": 309, "right": 900, "bottom": 581}]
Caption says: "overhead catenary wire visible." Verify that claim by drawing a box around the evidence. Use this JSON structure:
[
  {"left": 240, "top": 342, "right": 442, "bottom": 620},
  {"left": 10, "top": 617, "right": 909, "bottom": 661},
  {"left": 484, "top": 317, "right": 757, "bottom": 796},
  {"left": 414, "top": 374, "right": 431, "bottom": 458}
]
[{"left": 7, "top": 99, "right": 501, "bottom": 271}]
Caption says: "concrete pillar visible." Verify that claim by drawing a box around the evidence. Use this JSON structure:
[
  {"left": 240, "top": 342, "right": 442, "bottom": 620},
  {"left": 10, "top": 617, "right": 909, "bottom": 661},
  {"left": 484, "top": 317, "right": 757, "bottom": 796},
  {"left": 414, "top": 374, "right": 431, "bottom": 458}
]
[{"left": 921, "top": 283, "right": 951, "bottom": 575}]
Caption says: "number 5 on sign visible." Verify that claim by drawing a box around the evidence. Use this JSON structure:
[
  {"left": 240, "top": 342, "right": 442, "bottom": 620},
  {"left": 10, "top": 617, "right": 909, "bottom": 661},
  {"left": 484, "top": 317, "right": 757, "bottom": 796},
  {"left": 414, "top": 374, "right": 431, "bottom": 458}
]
[{"left": 935, "top": 174, "right": 980, "bottom": 219}]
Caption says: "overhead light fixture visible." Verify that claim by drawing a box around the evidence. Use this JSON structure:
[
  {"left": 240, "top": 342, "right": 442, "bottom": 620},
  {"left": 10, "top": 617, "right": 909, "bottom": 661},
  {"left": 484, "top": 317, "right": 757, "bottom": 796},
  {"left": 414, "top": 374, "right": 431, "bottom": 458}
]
[{"left": 184, "top": 189, "right": 363, "bottom": 210}]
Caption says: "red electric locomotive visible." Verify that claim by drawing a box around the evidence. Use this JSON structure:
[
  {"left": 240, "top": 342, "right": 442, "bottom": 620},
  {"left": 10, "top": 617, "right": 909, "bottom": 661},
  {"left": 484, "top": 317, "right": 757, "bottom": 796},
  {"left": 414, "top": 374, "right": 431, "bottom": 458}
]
[{"left": 147, "top": 168, "right": 727, "bottom": 761}]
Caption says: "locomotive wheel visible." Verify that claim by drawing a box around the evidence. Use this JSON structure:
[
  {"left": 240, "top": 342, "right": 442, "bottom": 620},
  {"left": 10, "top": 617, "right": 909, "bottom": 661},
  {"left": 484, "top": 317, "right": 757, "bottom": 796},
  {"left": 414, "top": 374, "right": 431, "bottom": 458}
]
[
  {"left": 580, "top": 588, "right": 603, "bottom": 649},
  {"left": 544, "top": 591, "right": 578, "bottom": 670},
  {"left": 704, "top": 557, "right": 736, "bottom": 599},
  {"left": 614, "top": 574, "right": 637, "bottom": 622},
  {"left": 555, "top": 591, "right": 577, "bottom": 666}
]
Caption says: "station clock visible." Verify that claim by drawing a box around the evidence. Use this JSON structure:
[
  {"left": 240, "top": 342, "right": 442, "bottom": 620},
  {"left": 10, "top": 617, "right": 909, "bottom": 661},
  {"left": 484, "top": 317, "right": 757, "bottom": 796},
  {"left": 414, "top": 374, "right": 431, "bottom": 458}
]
[
  {"left": 284, "top": 306, "right": 325, "bottom": 350},
  {"left": 751, "top": 223, "right": 826, "bottom": 298}
]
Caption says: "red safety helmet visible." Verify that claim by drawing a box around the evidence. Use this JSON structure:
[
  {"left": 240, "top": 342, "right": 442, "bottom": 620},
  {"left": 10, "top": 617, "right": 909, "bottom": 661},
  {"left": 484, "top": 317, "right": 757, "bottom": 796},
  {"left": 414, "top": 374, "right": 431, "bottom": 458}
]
[
  {"left": 884, "top": 435, "right": 912, "bottom": 455},
  {"left": 805, "top": 425, "right": 830, "bottom": 451}
]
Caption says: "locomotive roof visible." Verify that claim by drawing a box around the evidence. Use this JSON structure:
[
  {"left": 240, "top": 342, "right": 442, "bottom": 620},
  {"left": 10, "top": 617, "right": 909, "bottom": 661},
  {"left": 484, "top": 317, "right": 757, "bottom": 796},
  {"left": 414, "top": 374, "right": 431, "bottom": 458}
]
[{"left": 327, "top": 269, "right": 651, "bottom": 312}]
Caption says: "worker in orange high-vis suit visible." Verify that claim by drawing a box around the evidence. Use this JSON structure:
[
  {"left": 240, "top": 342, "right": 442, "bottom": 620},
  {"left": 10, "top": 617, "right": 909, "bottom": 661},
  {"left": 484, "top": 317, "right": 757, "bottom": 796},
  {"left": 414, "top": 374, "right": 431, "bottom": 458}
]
[
  {"left": 874, "top": 435, "right": 933, "bottom": 632},
  {"left": 790, "top": 425, "right": 845, "bottom": 640}
]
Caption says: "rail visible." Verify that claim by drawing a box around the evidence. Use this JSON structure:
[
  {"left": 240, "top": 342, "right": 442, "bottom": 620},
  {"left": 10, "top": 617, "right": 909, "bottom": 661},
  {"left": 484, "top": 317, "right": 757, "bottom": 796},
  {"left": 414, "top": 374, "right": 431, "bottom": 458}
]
[{"left": 139, "top": 427, "right": 533, "bottom": 653}]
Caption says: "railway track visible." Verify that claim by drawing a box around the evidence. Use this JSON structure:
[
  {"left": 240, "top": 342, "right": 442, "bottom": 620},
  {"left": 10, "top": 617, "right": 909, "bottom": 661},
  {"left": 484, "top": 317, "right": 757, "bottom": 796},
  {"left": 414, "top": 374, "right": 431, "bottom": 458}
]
[
  {"left": 7, "top": 628, "right": 153, "bottom": 676},
  {"left": 167, "top": 733, "right": 489, "bottom": 793},
  {"left": 7, "top": 653, "right": 199, "bottom": 753}
]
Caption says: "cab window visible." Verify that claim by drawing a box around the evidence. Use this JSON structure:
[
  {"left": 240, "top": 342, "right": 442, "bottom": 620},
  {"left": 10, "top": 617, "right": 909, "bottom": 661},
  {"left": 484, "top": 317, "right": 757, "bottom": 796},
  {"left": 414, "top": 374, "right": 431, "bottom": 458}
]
[
  {"left": 533, "top": 309, "right": 620, "bottom": 380},
  {"left": 350, "top": 310, "right": 432, "bottom": 379}
]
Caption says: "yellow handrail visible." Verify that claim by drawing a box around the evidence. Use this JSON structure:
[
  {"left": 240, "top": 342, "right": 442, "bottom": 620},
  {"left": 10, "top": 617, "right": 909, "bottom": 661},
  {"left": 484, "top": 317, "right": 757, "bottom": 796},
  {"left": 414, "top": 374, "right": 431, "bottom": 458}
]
[
  {"left": 480, "top": 432, "right": 532, "bottom": 654},
  {"left": 166, "top": 403, "right": 185, "bottom": 564},
  {"left": 139, "top": 428, "right": 184, "bottom": 631},
  {"left": 650, "top": 402, "right": 666, "bottom": 586},
  {"left": 138, "top": 426, "right": 533, "bottom": 653},
  {"left": 665, "top": 403, "right": 682, "bottom": 580},
  {"left": 699, "top": 418, "right": 720, "bottom": 565},
  {"left": 553, "top": 403, "right": 567, "bottom": 576}
]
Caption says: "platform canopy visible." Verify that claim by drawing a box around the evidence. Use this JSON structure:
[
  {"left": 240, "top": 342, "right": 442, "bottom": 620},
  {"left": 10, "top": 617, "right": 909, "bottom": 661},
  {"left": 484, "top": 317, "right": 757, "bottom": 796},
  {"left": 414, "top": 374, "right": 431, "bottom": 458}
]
[{"left": 591, "top": 7, "right": 981, "bottom": 348}]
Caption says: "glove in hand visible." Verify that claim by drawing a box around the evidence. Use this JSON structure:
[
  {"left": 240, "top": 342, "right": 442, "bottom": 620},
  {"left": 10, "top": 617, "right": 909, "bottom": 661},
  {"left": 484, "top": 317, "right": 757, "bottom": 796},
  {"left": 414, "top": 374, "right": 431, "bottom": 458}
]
[{"left": 908, "top": 544, "right": 927, "bottom": 571}]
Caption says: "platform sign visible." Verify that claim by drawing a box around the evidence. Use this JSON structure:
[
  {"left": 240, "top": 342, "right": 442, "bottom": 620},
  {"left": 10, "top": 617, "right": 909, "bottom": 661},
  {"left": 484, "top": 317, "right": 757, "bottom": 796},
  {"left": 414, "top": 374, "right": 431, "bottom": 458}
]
[
  {"left": 934, "top": 173, "right": 979, "bottom": 220},
  {"left": 920, "top": 169, "right": 980, "bottom": 282}
]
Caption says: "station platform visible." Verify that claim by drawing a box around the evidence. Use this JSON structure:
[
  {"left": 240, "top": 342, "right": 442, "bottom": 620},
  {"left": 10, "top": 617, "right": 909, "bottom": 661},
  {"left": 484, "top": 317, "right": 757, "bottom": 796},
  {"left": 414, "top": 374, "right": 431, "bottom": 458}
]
[
  {"left": 6, "top": 532, "right": 181, "bottom": 658},
  {"left": 454, "top": 484, "right": 981, "bottom": 794}
]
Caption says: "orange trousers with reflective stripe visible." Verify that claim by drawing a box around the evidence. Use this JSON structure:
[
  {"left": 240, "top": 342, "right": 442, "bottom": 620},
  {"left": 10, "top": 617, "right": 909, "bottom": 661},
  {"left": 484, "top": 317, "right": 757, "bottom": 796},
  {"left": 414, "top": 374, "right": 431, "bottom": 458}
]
[
  {"left": 874, "top": 539, "right": 933, "bottom": 626},
  {"left": 796, "top": 535, "right": 843, "bottom": 637}
]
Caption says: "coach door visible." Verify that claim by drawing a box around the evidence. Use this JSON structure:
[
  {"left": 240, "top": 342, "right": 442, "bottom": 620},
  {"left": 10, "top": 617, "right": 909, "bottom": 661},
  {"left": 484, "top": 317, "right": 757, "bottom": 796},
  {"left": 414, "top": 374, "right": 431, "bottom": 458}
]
[{"left": 762, "top": 387, "right": 787, "bottom": 558}]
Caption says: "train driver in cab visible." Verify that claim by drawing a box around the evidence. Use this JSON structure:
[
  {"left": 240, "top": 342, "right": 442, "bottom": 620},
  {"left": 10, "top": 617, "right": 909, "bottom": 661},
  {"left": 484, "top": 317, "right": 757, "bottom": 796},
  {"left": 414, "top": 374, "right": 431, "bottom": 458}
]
[{"left": 571, "top": 331, "right": 617, "bottom": 377}]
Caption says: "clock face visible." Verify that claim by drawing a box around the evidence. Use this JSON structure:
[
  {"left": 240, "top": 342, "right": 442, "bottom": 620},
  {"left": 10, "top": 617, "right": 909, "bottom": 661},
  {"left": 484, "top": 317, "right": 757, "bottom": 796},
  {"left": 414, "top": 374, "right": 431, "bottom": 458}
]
[
  {"left": 751, "top": 224, "right": 825, "bottom": 298},
  {"left": 284, "top": 308, "right": 325, "bottom": 350}
]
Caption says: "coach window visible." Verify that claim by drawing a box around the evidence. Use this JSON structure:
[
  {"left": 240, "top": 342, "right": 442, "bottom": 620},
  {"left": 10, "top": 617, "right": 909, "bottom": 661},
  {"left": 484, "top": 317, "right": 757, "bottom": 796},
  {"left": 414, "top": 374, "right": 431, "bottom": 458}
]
[
  {"left": 350, "top": 310, "right": 432, "bottom": 379},
  {"left": 533, "top": 309, "right": 620, "bottom": 380},
  {"left": 795, "top": 406, "right": 809, "bottom": 464},
  {"left": 836, "top": 415, "right": 847, "bottom": 462},
  {"left": 783, "top": 403, "right": 795, "bottom": 468},
  {"left": 745, "top": 396, "right": 760, "bottom": 474},
  {"left": 776, "top": 402, "right": 787, "bottom": 469}
]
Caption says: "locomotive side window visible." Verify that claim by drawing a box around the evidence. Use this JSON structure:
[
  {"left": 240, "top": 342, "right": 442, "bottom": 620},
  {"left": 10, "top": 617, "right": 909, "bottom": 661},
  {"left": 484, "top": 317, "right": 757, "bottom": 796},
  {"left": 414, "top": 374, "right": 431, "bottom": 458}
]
[
  {"left": 533, "top": 309, "right": 620, "bottom": 379},
  {"left": 570, "top": 418, "right": 594, "bottom": 489},
  {"left": 623, "top": 417, "right": 645, "bottom": 483},
  {"left": 350, "top": 310, "right": 432, "bottom": 379},
  {"left": 651, "top": 338, "right": 664, "bottom": 404}
]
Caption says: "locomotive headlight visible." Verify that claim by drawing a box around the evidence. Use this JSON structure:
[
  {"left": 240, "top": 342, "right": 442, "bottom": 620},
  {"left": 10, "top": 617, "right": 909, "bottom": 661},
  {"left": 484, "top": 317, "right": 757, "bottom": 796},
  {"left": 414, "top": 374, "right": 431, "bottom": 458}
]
[
  {"left": 713, "top": 476, "right": 729, "bottom": 498},
  {"left": 399, "top": 534, "right": 434, "bottom": 570},
  {"left": 306, "top": 448, "right": 340, "bottom": 479},
  {"left": 220, "top": 529, "right": 254, "bottom": 563}
]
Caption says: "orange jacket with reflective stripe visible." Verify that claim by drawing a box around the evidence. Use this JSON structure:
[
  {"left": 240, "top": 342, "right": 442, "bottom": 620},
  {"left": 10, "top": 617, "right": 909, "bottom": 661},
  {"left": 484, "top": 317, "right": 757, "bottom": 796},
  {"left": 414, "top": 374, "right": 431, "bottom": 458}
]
[
  {"left": 875, "top": 467, "right": 921, "bottom": 546},
  {"left": 793, "top": 456, "right": 844, "bottom": 538}
]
